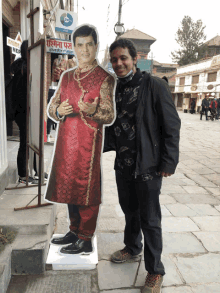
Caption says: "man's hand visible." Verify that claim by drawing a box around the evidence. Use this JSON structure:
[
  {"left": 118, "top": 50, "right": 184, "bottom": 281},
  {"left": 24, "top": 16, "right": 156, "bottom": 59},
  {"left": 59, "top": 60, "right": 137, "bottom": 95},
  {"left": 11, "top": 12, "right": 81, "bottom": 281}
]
[
  {"left": 78, "top": 97, "right": 99, "bottom": 115},
  {"left": 159, "top": 171, "right": 173, "bottom": 177},
  {"left": 57, "top": 99, "right": 73, "bottom": 116},
  {"left": 54, "top": 68, "right": 64, "bottom": 81}
]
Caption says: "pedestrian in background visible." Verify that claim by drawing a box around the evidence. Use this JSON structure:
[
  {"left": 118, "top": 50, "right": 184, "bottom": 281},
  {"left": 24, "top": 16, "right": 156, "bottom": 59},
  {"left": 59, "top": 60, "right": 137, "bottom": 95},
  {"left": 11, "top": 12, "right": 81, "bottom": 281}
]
[
  {"left": 217, "top": 97, "right": 220, "bottom": 120},
  {"left": 10, "top": 40, "right": 33, "bottom": 184},
  {"left": 210, "top": 98, "right": 218, "bottom": 120},
  {"left": 200, "top": 96, "right": 209, "bottom": 120},
  {"left": 190, "top": 99, "right": 196, "bottom": 114},
  {"left": 104, "top": 38, "right": 180, "bottom": 293}
]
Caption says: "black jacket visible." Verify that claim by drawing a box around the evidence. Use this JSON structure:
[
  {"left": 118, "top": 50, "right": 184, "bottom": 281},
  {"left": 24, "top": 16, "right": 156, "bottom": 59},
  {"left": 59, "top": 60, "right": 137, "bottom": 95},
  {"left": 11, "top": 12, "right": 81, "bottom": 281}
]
[
  {"left": 104, "top": 71, "right": 181, "bottom": 175},
  {"left": 202, "top": 98, "right": 209, "bottom": 109},
  {"left": 11, "top": 58, "right": 27, "bottom": 114}
]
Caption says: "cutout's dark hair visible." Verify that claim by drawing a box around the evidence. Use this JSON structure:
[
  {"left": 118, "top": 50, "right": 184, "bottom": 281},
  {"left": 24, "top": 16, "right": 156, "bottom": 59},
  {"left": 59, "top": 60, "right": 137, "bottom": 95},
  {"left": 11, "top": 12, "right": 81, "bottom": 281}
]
[
  {"left": 73, "top": 25, "right": 97, "bottom": 45},
  {"left": 109, "top": 38, "right": 137, "bottom": 60}
]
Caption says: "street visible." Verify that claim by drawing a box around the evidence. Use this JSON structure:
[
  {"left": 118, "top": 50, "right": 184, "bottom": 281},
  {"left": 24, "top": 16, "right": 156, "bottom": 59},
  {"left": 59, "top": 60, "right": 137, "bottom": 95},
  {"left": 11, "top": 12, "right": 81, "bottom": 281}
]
[{"left": 7, "top": 111, "right": 220, "bottom": 293}]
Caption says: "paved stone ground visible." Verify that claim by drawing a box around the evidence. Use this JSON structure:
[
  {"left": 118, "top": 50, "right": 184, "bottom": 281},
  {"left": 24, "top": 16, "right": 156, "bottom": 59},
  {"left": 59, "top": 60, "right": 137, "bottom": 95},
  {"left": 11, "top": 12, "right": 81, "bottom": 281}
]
[{"left": 7, "top": 112, "right": 220, "bottom": 292}]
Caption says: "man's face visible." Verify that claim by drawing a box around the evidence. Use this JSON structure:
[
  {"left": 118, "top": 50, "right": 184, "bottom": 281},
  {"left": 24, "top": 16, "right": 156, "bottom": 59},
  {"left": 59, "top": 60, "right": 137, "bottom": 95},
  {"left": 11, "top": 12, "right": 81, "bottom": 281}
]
[
  {"left": 110, "top": 47, "right": 137, "bottom": 77},
  {"left": 74, "top": 35, "right": 98, "bottom": 66}
]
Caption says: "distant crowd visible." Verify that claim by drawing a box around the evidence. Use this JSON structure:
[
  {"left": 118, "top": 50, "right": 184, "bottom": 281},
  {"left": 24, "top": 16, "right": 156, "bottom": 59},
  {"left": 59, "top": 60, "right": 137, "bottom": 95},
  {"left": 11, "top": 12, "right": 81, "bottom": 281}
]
[{"left": 189, "top": 96, "right": 220, "bottom": 121}]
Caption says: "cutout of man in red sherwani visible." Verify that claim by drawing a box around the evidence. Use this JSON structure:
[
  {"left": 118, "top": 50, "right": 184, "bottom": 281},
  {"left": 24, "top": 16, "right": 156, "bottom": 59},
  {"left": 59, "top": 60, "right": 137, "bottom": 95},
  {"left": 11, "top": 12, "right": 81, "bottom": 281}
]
[{"left": 45, "top": 24, "right": 116, "bottom": 255}]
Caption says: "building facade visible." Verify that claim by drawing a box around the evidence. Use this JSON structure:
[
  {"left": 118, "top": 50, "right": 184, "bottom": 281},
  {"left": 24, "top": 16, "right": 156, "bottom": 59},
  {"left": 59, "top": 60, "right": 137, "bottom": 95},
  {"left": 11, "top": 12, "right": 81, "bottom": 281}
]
[
  {"left": 174, "top": 54, "right": 220, "bottom": 111},
  {"left": 0, "top": 0, "right": 73, "bottom": 194}
]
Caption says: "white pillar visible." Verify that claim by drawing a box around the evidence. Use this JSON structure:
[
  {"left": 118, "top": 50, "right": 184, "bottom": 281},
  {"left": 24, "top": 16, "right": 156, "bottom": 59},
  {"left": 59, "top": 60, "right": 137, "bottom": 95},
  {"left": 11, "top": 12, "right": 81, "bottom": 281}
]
[
  {"left": 0, "top": 0, "right": 8, "bottom": 175},
  {"left": 19, "top": 1, "right": 31, "bottom": 43},
  {"left": 34, "top": 0, "right": 44, "bottom": 43},
  {"left": 174, "top": 94, "right": 178, "bottom": 107}
]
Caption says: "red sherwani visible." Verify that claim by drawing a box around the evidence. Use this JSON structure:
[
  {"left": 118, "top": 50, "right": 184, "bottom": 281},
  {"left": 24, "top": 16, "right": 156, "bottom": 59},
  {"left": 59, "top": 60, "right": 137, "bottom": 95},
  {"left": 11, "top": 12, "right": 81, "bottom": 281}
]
[{"left": 45, "top": 62, "right": 115, "bottom": 208}]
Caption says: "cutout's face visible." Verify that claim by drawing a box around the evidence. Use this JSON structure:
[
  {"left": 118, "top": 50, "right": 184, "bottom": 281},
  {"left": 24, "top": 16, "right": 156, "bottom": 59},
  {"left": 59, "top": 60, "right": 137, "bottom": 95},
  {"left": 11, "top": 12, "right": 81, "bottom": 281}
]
[
  {"left": 74, "top": 35, "right": 98, "bottom": 66},
  {"left": 110, "top": 47, "right": 137, "bottom": 77}
]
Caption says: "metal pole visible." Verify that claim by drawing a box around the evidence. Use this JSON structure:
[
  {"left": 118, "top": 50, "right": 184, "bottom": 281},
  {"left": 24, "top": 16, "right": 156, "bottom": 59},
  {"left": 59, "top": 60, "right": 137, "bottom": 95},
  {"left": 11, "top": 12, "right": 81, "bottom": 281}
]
[{"left": 118, "top": 0, "right": 122, "bottom": 24}]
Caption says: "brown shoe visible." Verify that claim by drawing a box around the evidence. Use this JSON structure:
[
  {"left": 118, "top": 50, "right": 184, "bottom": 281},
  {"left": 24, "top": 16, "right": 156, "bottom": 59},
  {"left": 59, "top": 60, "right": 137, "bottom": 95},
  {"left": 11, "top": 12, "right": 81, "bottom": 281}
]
[
  {"left": 111, "top": 247, "right": 140, "bottom": 263},
  {"left": 141, "top": 273, "right": 163, "bottom": 293}
]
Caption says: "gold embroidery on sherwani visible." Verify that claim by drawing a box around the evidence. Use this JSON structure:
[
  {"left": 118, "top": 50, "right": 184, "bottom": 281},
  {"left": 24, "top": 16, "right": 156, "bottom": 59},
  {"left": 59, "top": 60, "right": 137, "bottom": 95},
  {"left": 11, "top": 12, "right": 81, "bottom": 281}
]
[
  {"left": 91, "top": 75, "right": 115, "bottom": 125},
  {"left": 48, "top": 86, "right": 64, "bottom": 122},
  {"left": 74, "top": 62, "right": 100, "bottom": 206},
  {"left": 74, "top": 64, "right": 115, "bottom": 206}
]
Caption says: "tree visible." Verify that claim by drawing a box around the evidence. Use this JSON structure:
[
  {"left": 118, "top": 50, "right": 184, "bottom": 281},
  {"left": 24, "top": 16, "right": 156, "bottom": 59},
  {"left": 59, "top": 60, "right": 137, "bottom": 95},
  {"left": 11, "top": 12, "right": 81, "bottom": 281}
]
[{"left": 171, "top": 16, "right": 206, "bottom": 66}]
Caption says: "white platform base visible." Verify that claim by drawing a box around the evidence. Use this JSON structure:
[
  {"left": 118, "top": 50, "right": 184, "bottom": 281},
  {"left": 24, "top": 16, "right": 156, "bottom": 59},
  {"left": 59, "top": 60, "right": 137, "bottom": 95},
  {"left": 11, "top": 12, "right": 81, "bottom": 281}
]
[{"left": 46, "top": 234, "right": 98, "bottom": 270}]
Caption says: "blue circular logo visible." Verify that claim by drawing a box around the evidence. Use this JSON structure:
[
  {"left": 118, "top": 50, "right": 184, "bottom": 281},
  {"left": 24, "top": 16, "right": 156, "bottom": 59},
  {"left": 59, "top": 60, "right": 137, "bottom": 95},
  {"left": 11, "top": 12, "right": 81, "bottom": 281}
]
[{"left": 60, "top": 13, "right": 73, "bottom": 27}]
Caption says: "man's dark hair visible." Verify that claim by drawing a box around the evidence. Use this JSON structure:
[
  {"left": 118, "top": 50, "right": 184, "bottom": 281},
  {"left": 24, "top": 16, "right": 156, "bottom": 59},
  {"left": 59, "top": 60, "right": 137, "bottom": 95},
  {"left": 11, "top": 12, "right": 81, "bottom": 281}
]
[
  {"left": 162, "top": 76, "right": 168, "bottom": 83},
  {"left": 109, "top": 38, "right": 137, "bottom": 60},
  {"left": 73, "top": 25, "right": 97, "bottom": 45}
]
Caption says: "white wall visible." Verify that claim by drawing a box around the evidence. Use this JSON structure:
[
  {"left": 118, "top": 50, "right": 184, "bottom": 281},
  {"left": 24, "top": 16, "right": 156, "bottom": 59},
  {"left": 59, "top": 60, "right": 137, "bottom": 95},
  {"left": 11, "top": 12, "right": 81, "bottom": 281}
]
[
  {"left": 0, "top": 0, "right": 8, "bottom": 174},
  {"left": 175, "top": 55, "right": 220, "bottom": 95}
]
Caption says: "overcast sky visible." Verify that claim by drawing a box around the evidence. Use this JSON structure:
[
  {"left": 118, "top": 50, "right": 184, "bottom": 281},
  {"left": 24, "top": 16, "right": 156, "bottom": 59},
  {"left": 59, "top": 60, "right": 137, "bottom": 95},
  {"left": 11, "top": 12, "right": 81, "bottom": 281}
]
[{"left": 75, "top": 0, "right": 219, "bottom": 64}]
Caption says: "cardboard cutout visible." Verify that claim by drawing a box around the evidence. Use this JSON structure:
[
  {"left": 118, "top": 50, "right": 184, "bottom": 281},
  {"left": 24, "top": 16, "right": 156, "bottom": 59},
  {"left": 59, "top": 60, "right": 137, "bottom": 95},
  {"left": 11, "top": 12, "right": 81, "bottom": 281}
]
[{"left": 44, "top": 24, "right": 116, "bottom": 254}]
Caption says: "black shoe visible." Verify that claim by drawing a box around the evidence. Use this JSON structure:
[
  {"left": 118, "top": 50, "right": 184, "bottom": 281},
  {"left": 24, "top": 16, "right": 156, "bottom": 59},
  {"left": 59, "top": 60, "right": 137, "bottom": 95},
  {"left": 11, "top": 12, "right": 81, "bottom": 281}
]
[
  {"left": 60, "top": 238, "right": 93, "bottom": 255},
  {"left": 34, "top": 172, "right": 48, "bottom": 181},
  {"left": 51, "top": 231, "right": 78, "bottom": 245},
  {"left": 18, "top": 176, "right": 34, "bottom": 184}
]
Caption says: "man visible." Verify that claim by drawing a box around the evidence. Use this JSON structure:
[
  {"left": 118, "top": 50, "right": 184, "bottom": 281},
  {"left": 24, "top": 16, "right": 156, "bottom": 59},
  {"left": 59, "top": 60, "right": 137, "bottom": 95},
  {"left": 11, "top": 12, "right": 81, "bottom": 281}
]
[
  {"left": 200, "top": 95, "right": 209, "bottom": 120},
  {"left": 190, "top": 99, "right": 196, "bottom": 114},
  {"left": 104, "top": 39, "right": 180, "bottom": 293},
  {"left": 210, "top": 98, "right": 218, "bottom": 120},
  {"left": 45, "top": 25, "right": 115, "bottom": 255}
]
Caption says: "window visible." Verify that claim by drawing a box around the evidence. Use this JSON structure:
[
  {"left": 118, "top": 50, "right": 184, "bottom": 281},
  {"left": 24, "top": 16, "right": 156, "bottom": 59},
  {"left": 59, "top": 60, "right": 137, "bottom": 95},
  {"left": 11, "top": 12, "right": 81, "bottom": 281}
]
[
  {"left": 207, "top": 72, "right": 217, "bottom": 82},
  {"left": 192, "top": 75, "right": 199, "bottom": 84},
  {"left": 179, "top": 77, "right": 185, "bottom": 85}
]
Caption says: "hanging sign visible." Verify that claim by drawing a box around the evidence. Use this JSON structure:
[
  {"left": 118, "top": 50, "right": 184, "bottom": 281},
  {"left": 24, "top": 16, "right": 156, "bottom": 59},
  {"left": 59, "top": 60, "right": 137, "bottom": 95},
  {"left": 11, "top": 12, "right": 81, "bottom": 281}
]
[
  {"left": 46, "top": 38, "right": 74, "bottom": 55},
  {"left": 55, "top": 9, "right": 77, "bottom": 34},
  {"left": 7, "top": 32, "right": 22, "bottom": 58}
]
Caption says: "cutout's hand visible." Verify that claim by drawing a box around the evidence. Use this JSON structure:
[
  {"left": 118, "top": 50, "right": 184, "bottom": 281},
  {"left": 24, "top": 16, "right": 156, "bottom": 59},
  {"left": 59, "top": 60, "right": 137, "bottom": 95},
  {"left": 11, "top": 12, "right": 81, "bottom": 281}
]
[
  {"left": 78, "top": 97, "right": 99, "bottom": 115},
  {"left": 57, "top": 99, "right": 73, "bottom": 116},
  {"left": 54, "top": 68, "right": 64, "bottom": 80}
]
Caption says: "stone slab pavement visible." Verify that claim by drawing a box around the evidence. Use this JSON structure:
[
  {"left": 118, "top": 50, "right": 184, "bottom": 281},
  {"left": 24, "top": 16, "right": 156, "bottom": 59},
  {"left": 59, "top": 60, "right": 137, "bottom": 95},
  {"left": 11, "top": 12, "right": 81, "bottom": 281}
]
[{"left": 7, "top": 111, "right": 220, "bottom": 292}]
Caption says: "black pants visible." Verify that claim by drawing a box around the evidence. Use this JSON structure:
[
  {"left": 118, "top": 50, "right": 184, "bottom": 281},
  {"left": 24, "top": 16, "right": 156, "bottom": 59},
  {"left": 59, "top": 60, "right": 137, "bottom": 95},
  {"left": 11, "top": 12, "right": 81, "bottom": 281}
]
[
  {"left": 116, "top": 171, "right": 165, "bottom": 276},
  {"left": 217, "top": 108, "right": 220, "bottom": 119},
  {"left": 47, "top": 89, "right": 56, "bottom": 135},
  {"left": 15, "top": 113, "right": 27, "bottom": 177},
  {"left": 200, "top": 108, "right": 208, "bottom": 120}
]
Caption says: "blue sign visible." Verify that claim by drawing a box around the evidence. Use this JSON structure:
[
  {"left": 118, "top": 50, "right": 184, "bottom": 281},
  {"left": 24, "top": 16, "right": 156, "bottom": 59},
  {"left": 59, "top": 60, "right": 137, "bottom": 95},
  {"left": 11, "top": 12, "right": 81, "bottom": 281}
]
[
  {"left": 137, "top": 59, "right": 152, "bottom": 73},
  {"left": 60, "top": 13, "right": 73, "bottom": 27},
  {"left": 55, "top": 9, "right": 77, "bottom": 34}
]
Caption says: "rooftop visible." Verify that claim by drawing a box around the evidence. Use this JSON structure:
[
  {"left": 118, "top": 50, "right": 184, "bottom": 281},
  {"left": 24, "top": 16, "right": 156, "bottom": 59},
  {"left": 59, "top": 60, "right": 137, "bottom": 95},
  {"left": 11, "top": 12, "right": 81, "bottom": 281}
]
[
  {"left": 120, "top": 29, "right": 156, "bottom": 41},
  {"left": 204, "top": 35, "right": 220, "bottom": 47},
  {"left": 153, "top": 60, "right": 179, "bottom": 68}
]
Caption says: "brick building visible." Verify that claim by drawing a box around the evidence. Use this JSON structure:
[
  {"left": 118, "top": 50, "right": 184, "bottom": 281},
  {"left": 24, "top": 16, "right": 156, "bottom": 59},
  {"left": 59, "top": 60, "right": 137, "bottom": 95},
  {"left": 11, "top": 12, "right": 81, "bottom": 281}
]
[
  {"left": 152, "top": 61, "right": 178, "bottom": 101},
  {"left": 102, "top": 28, "right": 156, "bottom": 73}
]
